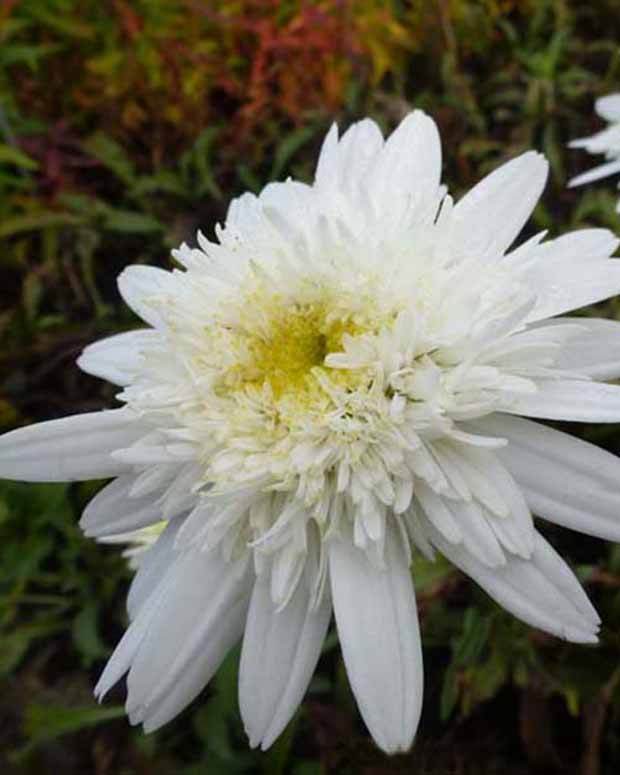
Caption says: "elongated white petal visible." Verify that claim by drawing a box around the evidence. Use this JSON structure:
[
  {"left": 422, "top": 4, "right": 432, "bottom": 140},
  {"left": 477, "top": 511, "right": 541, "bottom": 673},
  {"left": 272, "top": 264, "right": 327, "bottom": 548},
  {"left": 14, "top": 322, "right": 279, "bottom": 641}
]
[
  {"left": 239, "top": 571, "right": 331, "bottom": 750},
  {"left": 315, "top": 119, "right": 384, "bottom": 191},
  {"left": 140, "top": 597, "right": 248, "bottom": 732},
  {"left": 568, "top": 158, "right": 620, "bottom": 188},
  {"left": 95, "top": 574, "right": 170, "bottom": 700},
  {"left": 118, "top": 266, "right": 172, "bottom": 328},
  {"left": 78, "top": 330, "right": 159, "bottom": 385},
  {"left": 127, "top": 520, "right": 182, "bottom": 620},
  {"left": 472, "top": 414, "right": 620, "bottom": 541},
  {"left": 447, "top": 151, "right": 548, "bottom": 260},
  {"left": 81, "top": 475, "right": 165, "bottom": 538},
  {"left": 126, "top": 549, "right": 252, "bottom": 726},
  {"left": 0, "top": 409, "right": 145, "bottom": 482},
  {"left": 414, "top": 482, "right": 463, "bottom": 544},
  {"left": 370, "top": 110, "right": 442, "bottom": 217},
  {"left": 504, "top": 379, "right": 620, "bottom": 423},
  {"left": 518, "top": 230, "right": 620, "bottom": 321},
  {"left": 329, "top": 527, "right": 423, "bottom": 754},
  {"left": 541, "top": 317, "right": 620, "bottom": 379},
  {"left": 431, "top": 527, "right": 599, "bottom": 643},
  {"left": 595, "top": 93, "right": 620, "bottom": 122}
]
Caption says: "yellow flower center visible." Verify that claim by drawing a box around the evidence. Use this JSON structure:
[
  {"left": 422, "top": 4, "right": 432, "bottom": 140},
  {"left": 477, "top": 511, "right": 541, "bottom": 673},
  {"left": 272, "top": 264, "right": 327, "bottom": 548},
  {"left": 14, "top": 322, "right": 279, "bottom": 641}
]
[
  {"left": 212, "top": 281, "right": 392, "bottom": 414},
  {"left": 244, "top": 302, "right": 363, "bottom": 398}
]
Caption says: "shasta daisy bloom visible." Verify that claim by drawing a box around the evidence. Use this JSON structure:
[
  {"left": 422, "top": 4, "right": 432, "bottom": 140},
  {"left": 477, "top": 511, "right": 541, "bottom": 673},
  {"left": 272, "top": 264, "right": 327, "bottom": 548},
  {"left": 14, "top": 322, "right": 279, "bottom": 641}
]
[
  {"left": 569, "top": 93, "right": 620, "bottom": 211},
  {"left": 3, "top": 111, "right": 620, "bottom": 754}
]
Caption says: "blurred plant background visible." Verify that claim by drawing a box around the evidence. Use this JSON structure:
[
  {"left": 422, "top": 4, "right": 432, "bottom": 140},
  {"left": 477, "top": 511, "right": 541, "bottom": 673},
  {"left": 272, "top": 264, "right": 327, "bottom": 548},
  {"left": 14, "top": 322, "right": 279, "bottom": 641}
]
[{"left": 1, "top": 0, "right": 620, "bottom": 772}]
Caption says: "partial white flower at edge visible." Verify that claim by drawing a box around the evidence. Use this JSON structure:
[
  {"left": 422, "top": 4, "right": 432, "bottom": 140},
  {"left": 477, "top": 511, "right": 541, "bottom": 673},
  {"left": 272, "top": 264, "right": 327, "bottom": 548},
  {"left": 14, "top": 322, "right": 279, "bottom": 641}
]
[
  {"left": 569, "top": 93, "right": 620, "bottom": 212},
  {"left": 3, "top": 110, "right": 620, "bottom": 754}
]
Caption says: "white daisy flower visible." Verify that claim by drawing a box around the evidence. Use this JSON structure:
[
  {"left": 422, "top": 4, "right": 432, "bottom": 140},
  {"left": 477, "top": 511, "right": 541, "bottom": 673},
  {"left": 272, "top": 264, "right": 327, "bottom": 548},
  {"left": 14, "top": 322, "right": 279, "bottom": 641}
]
[
  {"left": 97, "top": 522, "right": 168, "bottom": 570},
  {"left": 2, "top": 110, "right": 620, "bottom": 754},
  {"left": 569, "top": 93, "right": 620, "bottom": 211}
]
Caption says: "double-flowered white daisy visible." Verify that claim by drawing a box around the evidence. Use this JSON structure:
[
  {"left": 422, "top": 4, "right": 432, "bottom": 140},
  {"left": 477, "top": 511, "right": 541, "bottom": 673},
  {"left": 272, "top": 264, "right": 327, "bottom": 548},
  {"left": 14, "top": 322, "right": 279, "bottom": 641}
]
[
  {"left": 3, "top": 111, "right": 620, "bottom": 754},
  {"left": 569, "top": 93, "right": 620, "bottom": 211}
]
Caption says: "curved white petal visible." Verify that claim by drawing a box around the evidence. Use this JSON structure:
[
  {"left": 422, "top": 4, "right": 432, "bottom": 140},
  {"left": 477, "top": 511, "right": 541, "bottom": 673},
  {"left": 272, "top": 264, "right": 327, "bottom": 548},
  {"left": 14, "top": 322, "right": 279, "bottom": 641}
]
[
  {"left": 595, "top": 93, "right": 620, "bottom": 122},
  {"left": 0, "top": 409, "right": 144, "bottom": 482},
  {"left": 127, "top": 520, "right": 182, "bottom": 620},
  {"left": 81, "top": 474, "right": 165, "bottom": 538},
  {"left": 472, "top": 414, "right": 620, "bottom": 542},
  {"left": 329, "top": 527, "right": 423, "bottom": 754},
  {"left": 368, "top": 110, "right": 442, "bottom": 219},
  {"left": 125, "top": 549, "right": 253, "bottom": 727},
  {"left": 542, "top": 317, "right": 620, "bottom": 379},
  {"left": 431, "top": 526, "right": 599, "bottom": 643},
  {"left": 239, "top": 570, "right": 331, "bottom": 750},
  {"left": 503, "top": 379, "right": 620, "bottom": 423},
  {"left": 568, "top": 158, "right": 620, "bottom": 188},
  {"left": 140, "top": 596, "right": 247, "bottom": 732},
  {"left": 78, "top": 329, "right": 158, "bottom": 386},
  {"left": 516, "top": 230, "right": 620, "bottom": 322},
  {"left": 117, "top": 266, "right": 173, "bottom": 328},
  {"left": 445, "top": 499, "right": 506, "bottom": 568},
  {"left": 446, "top": 151, "right": 548, "bottom": 261},
  {"left": 315, "top": 118, "right": 384, "bottom": 192}
]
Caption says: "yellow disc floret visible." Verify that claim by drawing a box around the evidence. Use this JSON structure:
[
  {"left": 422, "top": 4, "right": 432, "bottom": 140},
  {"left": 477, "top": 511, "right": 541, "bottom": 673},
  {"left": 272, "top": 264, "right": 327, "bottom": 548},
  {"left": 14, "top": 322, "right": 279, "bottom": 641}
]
[{"left": 212, "top": 280, "right": 395, "bottom": 420}]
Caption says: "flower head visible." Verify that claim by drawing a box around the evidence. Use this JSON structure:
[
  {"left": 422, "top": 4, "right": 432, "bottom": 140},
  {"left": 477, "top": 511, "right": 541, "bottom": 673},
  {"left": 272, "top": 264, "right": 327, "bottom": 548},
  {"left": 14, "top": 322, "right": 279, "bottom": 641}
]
[
  {"left": 569, "top": 93, "right": 620, "bottom": 211},
  {"left": 2, "top": 110, "right": 620, "bottom": 753}
]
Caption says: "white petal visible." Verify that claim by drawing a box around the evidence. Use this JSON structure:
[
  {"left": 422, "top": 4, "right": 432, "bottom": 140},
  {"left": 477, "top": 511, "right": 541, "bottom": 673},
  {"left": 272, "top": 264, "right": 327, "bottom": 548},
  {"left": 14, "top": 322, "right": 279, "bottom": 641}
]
[
  {"left": 568, "top": 158, "right": 620, "bottom": 188},
  {"left": 516, "top": 230, "right": 620, "bottom": 321},
  {"left": 447, "top": 499, "right": 506, "bottom": 568},
  {"left": 431, "top": 527, "right": 599, "bottom": 643},
  {"left": 324, "top": 118, "right": 384, "bottom": 191},
  {"left": 239, "top": 571, "right": 331, "bottom": 750},
  {"left": 126, "top": 549, "right": 252, "bottom": 726},
  {"left": 595, "top": 93, "right": 620, "bottom": 122},
  {"left": 414, "top": 482, "right": 463, "bottom": 544},
  {"left": 0, "top": 409, "right": 144, "bottom": 482},
  {"left": 78, "top": 329, "right": 158, "bottom": 385},
  {"left": 127, "top": 520, "right": 182, "bottom": 620},
  {"left": 543, "top": 317, "right": 620, "bottom": 379},
  {"left": 117, "top": 266, "right": 172, "bottom": 328},
  {"left": 447, "top": 151, "right": 548, "bottom": 260},
  {"left": 369, "top": 110, "right": 442, "bottom": 216},
  {"left": 314, "top": 123, "right": 339, "bottom": 187},
  {"left": 472, "top": 414, "right": 620, "bottom": 541},
  {"left": 95, "top": 573, "right": 170, "bottom": 700},
  {"left": 140, "top": 596, "right": 248, "bottom": 732},
  {"left": 80, "top": 474, "right": 168, "bottom": 538},
  {"left": 329, "top": 527, "right": 423, "bottom": 754},
  {"left": 504, "top": 379, "right": 620, "bottom": 422},
  {"left": 471, "top": 454, "right": 534, "bottom": 558}
]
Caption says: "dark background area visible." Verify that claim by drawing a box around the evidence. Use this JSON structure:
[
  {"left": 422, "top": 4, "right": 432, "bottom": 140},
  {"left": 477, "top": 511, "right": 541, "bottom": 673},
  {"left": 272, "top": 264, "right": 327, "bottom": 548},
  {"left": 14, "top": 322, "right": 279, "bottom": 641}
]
[{"left": 1, "top": 1, "right": 620, "bottom": 773}]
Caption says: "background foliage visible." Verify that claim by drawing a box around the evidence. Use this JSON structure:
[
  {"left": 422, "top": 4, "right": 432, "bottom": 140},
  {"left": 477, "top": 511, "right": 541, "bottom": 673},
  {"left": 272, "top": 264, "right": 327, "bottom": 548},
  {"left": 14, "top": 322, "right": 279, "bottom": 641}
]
[{"left": 1, "top": 0, "right": 620, "bottom": 772}]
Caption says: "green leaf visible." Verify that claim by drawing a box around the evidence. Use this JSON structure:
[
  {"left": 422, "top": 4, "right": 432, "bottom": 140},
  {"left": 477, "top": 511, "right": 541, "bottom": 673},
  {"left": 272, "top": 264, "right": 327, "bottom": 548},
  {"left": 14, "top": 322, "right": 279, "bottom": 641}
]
[
  {"left": 0, "top": 212, "right": 82, "bottom": 239},
  {"left": 453, "top": 608, "right": 490, "bottom": 666},
  {"left": 102, "top": 209, "right": 163, "bottom": 234},
  {"left": 0, "top": 144, "right": 38, "bottom": 170},
  {"left": 440, "top": 663, "right": 460, "bottom": 721},
  {"left": 270, "top": 125, "right": 318, "bottom": 180},
  {"left": 72, "top": 602, "right": 108, "bottom": 666},
  {"left": 13, "top": 704, "right": 125, "bottom": 761},
  {"left": 0, "top": 621, "right": 65, "bottom": 676},
  {"left": 82, "top": 132, "right": 136, "bottom": 186}
]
